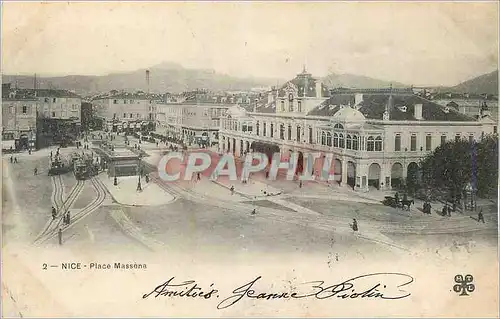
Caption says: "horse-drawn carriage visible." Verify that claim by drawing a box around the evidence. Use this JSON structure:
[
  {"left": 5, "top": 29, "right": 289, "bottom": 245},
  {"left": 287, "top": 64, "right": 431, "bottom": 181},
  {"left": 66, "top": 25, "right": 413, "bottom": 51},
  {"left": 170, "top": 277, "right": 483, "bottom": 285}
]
[{"left": 383, "top": 196, "right": 414, "bottom": 211}]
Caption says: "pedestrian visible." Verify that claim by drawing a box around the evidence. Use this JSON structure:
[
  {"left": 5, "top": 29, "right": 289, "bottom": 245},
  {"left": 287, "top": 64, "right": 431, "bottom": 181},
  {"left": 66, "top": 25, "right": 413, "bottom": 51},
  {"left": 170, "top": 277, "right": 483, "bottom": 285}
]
[
  {"left": 50, "top": 151, "right": 53, "bottom": 157},
  {"left": 52, "top": 206, "right": 57, "bottom": 220},
  {"left": 28, "top": 149, "right": 32, "bottom": 155},
  {"left": 351, "top": 219, "right": 358, "bottom": 232},
  {"left": 10, "top": 156, "right": 13, "bottom": 163},
  {"left": 230, "top": 185, "right": 235, "bottom": 195},
  {"left": 447, "top": 204, "right": 451, "bottom": 217},
  {"left": 14, "top": 157, "right": 17, "bottom": 163},
  {"left": 197, "top": 172, "right": 201, "bottom": 181},
  {"left": 478, "top": 209, "right": 485, "bottom": 223},
  {"left": 441, "top": 205, "right": 448, "bottom": 217},
  {"left": 34, "top": 167, "right": 38, "bottom": 175},
  {"left": 251, "top": 208, "right": 256, "bottom": 215},
  {"left": 394, "top": 192, "right": 399, "bottom": 204},
  {"left": 299, "top": 180, "right": 303, "bottom": 188},
  {"left": 58, "top": 228, "right": 63, "bottom": 245}
]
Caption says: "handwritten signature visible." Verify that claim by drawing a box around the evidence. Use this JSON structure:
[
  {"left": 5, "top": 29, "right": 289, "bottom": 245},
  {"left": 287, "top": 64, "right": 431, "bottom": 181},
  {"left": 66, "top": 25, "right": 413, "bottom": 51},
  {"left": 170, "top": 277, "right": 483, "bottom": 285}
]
[{"left": 142, "top": 273, "right": 413, "bottom": 310}]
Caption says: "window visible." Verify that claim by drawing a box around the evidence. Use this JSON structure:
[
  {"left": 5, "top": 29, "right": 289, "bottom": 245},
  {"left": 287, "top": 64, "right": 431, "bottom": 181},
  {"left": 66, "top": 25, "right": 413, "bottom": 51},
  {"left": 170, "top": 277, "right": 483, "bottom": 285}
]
[
  {"left": 113, "top": 113, "right": 117, "bottom": 119},
  {"left": 53, "top": 98, "right": 56, "bottom": 103},
  {"left": 288, "top": 125, "right": 292, "bottom": 140},
  {"left": 346, "top": 135, "right": 352, "bottom": 149},
  {"left": 309, "top": 127, "right": 313, "bottom": 144},
  {"left": 367, "top": 136, "right": 375, "bottom": 151},
  {"left": 321, "top": 132, "right": 326, "bottom": 145},
  {"left": 339, "top": 133, "right": 345, "bottom": 148},
  {"left": 137, "top": 113, "right": 140, "bottom": 118},
  {"left": 296, "top": 126, "right": 301, "bottom": 142},
  {"left": 353, "top": 136, "right": 359, "bottom": 150},
  {"left": 333, "top": 133, "right": 338, "bottom": 147},
  {"left": 441, "top": 135, "right": 446, "bottom": 145},
  {"left": 455, "top": 134, "right": 461, "bottom": 142},
  {"left": 395, "top": 134, "right": 401, "bottom": 151},
  {"left": 256, "top": 121, "right": 260, "bottom": 136},
  {"left": 327, "top": 132, "right": 332, "bottom": 146},
  {"left": 114, "top": 100, "right": 118, "bottom": 104},
  {"left": 10, "top": 106, "right": 14, "bottom": 114},
  {"left": 52, "top": 112, "right": 56, "bottom": 117},
  {"left": 270, "top": 124, "right": 274, "bottom": 138},
  {"left": 44, "top": 98, "right": 49, "bottom": 103},
  {"left": 375, "top": 136, "right": 382, "bottom": 151},
  {"left": 425, "top": 135, "right": 432, "bottom": 151},
  {"left": 123, "top": 113, "right": 126, "bottom": 118},
  {"left": 469, "top": 135, "right": 474, "bottom": 144},
  {"left": 22, "top": 105, "right": 27, "bottom": 114},
  {"left": 334, "top": 123, "right": 344, "bottom": 129},
  {"left": 279, "top": 124, "right": 284, "bottom": 139},
  {"left": 494, "top": 126, "right": 498, "bottom": 134},
  {"left": 263, "top": 122, "right": 266, "bottom": 136},
  {"left": 289, "top": 101, "right": 294, "bottom": 112},
  {"left": 410, "top": 135, "right": 417, "bottom": 151},
  {"left": 298, "top": 101, "right": 302, "bottom": 112},
  {"left": 130, "top": 113, "right": 133, "bottom": 118},
  {"left": 280, "top": 101, "right": 285, "bottom": 111}
]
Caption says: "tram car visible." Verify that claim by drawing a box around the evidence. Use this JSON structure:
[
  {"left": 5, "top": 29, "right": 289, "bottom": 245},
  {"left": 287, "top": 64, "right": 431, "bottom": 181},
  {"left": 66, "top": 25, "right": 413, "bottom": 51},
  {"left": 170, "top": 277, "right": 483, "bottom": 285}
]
[
  {"left": 73, "top": 155, "right": 99, "bottom": 180},
  {"left": 48, "top": 157, "right": 72, "bottom": 176}
]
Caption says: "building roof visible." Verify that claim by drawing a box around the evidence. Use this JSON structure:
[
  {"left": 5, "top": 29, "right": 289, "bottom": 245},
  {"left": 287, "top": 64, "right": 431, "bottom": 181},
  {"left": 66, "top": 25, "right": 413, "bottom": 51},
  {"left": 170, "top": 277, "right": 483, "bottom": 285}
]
[
  {"left": 92, "top": 91, "right": 162, "bottom": 101},
  {"left": 4, "top": 89, "right": 81, "bottom": 98},
  {"left": 307, "top": 93, "right": 478, "bottom": 122},
  {"left": 277, "top": 69, "right": 330, "bottom": 98}
]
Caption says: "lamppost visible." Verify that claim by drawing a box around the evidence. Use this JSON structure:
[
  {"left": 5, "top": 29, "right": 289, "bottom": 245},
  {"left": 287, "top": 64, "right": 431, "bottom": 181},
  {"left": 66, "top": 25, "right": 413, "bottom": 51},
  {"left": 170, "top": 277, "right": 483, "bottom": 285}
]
[
  {"left": 464, "top": 182, "right": 476, "bottom": 211},
  {"left": 137, "top": 154, "right": 143, "bottom": 192}
]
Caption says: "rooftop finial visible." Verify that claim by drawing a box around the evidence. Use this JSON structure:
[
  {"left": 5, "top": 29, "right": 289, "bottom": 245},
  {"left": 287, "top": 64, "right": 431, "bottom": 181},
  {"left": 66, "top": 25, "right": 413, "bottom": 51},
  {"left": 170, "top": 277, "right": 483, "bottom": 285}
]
[{"left": 302, "top": 64, "right": 307, "bottom": 73}]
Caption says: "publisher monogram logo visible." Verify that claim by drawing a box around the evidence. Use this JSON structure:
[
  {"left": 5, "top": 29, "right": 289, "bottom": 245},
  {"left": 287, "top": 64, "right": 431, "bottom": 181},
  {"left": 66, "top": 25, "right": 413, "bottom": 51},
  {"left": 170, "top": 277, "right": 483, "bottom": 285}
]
[{"left": 453, "top": 274, "right": 475, "bottom": 296}]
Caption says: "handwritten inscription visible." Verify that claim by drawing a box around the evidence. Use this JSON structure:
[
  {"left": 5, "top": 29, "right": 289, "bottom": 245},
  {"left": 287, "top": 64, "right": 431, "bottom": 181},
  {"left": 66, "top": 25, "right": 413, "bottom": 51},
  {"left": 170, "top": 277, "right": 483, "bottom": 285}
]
[{"left": 142, "top": 273, "right": 413, "bottom": 310}]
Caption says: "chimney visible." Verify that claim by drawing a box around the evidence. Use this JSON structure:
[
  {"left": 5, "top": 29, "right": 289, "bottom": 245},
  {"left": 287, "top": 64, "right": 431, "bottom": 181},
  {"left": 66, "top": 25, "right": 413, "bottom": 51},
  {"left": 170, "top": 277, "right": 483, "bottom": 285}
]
[
  {"left": 355, "top": 93, "right": 363, "bottom": 106},
  {"left": 315, "top": 80, "right": 322, "bottom": 98},
  {"left": 414, "top": 103, "right": 423, "bottom": 120},
  {"left": 146, "top": 70, "right": 150, "bottom": 94}
]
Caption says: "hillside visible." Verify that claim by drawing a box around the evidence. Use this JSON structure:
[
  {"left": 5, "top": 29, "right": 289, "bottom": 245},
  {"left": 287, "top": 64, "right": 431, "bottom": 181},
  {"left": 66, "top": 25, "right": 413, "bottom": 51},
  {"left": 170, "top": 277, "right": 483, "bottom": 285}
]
[
  {"left": 322, "top": 73, "right": 407, "bottom": 89},
  {"left": 2, "top": 62, "right": 282, "bottom": 96},
  {"left": 450, "top": 70, "right": 498, "bottom": 95}
]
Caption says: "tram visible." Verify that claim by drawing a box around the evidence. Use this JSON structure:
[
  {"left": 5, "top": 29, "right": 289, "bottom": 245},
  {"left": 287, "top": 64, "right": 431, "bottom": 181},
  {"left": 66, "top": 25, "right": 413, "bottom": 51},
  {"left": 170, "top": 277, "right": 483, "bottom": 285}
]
[
  {"left": 73, "top": 154, "right": 99, "bottom": 180},
  {"left": 48, "top": 157, "right": 72, "bottom": 176}
]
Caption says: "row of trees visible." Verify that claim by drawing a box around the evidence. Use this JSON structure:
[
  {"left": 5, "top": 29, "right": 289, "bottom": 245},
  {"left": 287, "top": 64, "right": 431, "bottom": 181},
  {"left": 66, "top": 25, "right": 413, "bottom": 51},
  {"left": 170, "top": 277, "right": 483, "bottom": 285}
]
[{"left": 419, "top": 134, "right": 498, "bottom": 201}]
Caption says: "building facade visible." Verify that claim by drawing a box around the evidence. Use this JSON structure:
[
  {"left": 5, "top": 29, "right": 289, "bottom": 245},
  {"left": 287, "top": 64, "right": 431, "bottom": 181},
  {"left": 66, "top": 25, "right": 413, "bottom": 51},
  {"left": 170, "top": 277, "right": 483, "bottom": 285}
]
[
  {"left": 2, "top": 84, "right": 83, "bottom": 150},
  {"left": 92, "top": 91, "right": 160, "bottom": 132},
  {"left": 2, "top": 85, "right": 38, "bottom": 150},
  {"left": 155, "top": 90, "right": 256, "bottom": 145},
  {"left": 218, "top": 70, "right": 497, "bottom": 192}
]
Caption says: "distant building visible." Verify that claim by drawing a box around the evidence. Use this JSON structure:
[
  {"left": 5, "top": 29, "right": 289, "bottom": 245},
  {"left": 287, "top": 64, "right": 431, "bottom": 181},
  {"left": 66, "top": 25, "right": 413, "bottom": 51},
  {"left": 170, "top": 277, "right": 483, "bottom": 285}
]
[
  {"left": 2, "top": 84, "right": 37, "bottom": 150},
  {"left": 431, "top": 92, "right": 498, "bottom": 123},
  {"left": 155, "top": 90, "right": 259, "bottom": 146},
  {"left": 2, "top": 84, "right": 82, "bottom": 150},
  {"left": 218, "top": 69, "right": 497, "bottom": 192},
  {"left": 92, "top": 91, "right": 161, "bottom": 132}
]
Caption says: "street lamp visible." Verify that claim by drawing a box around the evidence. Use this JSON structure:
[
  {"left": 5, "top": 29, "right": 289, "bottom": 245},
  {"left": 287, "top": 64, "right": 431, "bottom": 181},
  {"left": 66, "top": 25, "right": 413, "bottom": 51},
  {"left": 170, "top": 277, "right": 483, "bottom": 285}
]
[{"left": 464, "top": 182, "right": 476, "bottom": 211}]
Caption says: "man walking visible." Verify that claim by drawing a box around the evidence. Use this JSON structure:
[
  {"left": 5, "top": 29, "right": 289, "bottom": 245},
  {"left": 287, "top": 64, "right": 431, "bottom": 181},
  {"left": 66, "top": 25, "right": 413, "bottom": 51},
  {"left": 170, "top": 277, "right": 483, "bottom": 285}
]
[{"left": 478, "top": 209, "right": 485, "bottom": 223}]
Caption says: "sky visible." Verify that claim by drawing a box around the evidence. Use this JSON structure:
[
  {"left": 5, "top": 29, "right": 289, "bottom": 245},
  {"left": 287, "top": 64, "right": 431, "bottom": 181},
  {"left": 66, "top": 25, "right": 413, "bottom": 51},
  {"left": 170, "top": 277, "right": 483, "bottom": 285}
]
[{"left": 1, "top": 1, "right": 498, "bottom": 86}]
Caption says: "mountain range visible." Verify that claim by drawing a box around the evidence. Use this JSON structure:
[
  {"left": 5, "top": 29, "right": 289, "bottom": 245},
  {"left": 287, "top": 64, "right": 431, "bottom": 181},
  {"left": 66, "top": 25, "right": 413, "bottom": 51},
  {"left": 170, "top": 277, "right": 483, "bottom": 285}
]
[
  {"left": 448, "top": 70, "right": 498, "bottom": 95},
  {"left": 2, "top": 62, "right": 498, "bottom": 96}
]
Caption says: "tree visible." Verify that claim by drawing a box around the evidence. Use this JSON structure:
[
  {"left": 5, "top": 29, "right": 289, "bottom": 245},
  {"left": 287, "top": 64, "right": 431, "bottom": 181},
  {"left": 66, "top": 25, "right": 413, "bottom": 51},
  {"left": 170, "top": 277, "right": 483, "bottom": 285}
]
[{"left": 420, "top": 134, "right": 498, "bottom": 201}]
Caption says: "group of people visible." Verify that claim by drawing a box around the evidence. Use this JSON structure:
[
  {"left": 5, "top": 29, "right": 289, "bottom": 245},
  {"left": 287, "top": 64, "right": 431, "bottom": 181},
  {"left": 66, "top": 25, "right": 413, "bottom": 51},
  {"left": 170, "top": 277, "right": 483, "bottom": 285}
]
[
  {"left": 9, "top": 156, "right": 18, "bottom": 163},
  {"left": 51, "top": 206, "right": 71, "bottom": 225}
]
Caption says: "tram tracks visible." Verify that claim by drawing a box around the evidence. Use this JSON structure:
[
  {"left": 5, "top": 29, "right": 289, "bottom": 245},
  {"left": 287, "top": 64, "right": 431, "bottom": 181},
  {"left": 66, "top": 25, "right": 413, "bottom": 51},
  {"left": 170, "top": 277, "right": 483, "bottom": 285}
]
[
  {"left": 39, "top": 176, "right": 108, "bottom": 244},
  {"left": 33, "top": 178, "right": 86, "bottom": 245}
]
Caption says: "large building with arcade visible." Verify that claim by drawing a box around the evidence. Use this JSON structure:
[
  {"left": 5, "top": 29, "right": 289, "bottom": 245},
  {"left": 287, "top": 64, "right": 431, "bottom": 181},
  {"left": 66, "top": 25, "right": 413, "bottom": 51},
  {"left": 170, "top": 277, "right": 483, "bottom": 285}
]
[{"left": 218, "top": 68, "right": 497, "bottom": 192}]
